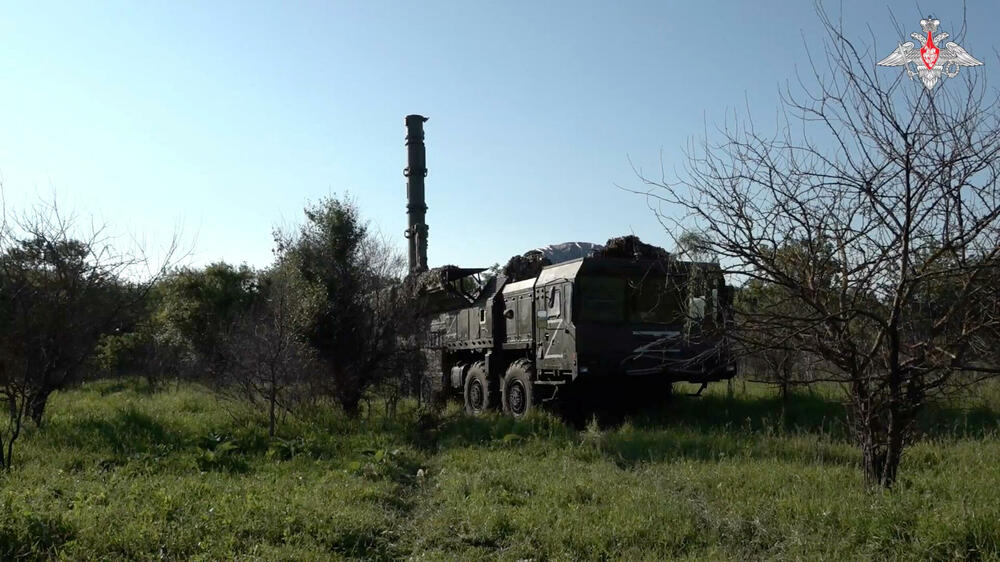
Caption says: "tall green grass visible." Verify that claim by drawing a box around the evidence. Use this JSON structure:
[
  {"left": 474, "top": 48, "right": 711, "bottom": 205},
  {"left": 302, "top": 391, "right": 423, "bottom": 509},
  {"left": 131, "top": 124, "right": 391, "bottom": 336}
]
[{"left": 1, "top": 378, "right": 998, "bottom": 560}]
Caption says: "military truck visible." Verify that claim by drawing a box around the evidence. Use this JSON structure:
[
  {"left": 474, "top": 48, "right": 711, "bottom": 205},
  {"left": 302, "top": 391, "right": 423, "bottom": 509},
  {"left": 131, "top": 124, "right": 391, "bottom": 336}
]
[{"left": 402, "top": 115, "right": 736, "bottom": 416}]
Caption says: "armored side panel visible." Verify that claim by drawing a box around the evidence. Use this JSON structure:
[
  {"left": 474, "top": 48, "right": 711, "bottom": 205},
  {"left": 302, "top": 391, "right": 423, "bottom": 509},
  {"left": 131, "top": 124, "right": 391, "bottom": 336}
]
[
  {"left": 456, "top": 309, "right": 468, "bottom": 342},
  {"left": 502, "top": 278, "right": 535, "bottom": 349},
  {"left": 430, "top": 273, "right": 508, "bottom": 352},
  {"left": 468, "top": 308, "right": 480, "bottom": 341},
  {"left": 569, "top": 256, "right": 736, "bottom": 383}
]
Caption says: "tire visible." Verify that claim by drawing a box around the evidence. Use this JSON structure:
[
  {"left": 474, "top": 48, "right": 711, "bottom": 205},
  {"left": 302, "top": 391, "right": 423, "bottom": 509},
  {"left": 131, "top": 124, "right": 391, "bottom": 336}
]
[
  {"left": 502, "top": 360, "right": 535, "bottom": 418},
  {"left": 463, "top": 361, "right": 497, "bottom": 415}
]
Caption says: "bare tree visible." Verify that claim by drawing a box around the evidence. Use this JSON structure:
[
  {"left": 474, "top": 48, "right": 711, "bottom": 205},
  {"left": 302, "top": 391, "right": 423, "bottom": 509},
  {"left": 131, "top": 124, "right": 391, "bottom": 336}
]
[
  {"left": 632, "top": 9, "right": 1000, "bottom": 487},
  {"left": 217, "top": 265, "right": 321, "bottom": 437},
  {"left": 0, "top": 194, "right": 178, "bottom": 467}
]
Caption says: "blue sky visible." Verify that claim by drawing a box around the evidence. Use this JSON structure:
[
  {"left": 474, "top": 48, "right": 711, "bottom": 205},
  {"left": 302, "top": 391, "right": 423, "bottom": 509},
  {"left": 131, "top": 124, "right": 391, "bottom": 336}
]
[{"left": 2, "top": 1, "right": 997, "bottom": 270}]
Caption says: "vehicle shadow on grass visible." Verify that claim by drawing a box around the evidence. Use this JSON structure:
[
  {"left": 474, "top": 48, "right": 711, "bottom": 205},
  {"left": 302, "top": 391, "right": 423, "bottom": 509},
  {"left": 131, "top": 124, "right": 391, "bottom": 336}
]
[
  {"left": 576, "top": 391, "right": 859, "bottom": 468},
  {"left": 419, "top": 385, "right": 1000, "bottom": 469},
  {"left": 631, "top": 391, "right": 850, "bottom": 437},
  {"left": 601, "top": 385, "right": 1000, "bottom": 439},
  {"left": 586, "top": 387, "right": 1000, "bottom": 468}
]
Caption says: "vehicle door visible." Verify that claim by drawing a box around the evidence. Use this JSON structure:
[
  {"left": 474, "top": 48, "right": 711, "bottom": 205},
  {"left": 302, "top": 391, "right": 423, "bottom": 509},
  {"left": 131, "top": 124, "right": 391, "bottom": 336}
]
[{"left": 536, "top": 283, "right": 572, "bottom": 370}]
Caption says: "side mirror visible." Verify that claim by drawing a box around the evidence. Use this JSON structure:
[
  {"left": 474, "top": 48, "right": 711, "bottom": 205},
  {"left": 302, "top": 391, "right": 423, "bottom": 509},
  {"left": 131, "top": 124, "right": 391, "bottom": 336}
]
[{"left": 504, "top": 309, "right": 515, "bottom": 319}]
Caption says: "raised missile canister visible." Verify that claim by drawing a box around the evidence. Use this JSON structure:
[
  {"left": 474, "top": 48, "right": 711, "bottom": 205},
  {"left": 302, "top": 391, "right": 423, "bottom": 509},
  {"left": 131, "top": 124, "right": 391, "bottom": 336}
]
[{"left": 404, "top": 114, "right": 429, "bottom": 274}]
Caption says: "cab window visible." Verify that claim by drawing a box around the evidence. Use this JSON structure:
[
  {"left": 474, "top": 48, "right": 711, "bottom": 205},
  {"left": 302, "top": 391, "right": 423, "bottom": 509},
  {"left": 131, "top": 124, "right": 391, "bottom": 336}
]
[{"left": 547, "top": 287, "right": 561, "bottom": 317}]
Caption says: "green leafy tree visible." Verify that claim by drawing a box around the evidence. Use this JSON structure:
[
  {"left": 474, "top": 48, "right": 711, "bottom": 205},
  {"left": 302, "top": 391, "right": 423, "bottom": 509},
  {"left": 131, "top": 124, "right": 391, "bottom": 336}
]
[
  {"left": 153, "top": 262, "right": 257, "bottom": 379},
  {"left": 276, "top": 196, "right": 411, "bottom": 416}
]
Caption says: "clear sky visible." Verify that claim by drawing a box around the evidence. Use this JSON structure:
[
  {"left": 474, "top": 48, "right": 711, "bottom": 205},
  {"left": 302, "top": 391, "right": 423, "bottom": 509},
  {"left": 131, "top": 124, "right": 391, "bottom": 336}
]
[{"left": 2, "top": 1, "right": 997, "bottom": 270}]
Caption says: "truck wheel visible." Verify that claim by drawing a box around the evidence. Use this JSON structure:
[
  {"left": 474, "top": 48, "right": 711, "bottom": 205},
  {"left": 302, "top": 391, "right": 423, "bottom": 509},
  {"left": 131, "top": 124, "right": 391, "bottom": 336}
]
[
  {"left": 464, "top": 362, "right": 496, "bottom": 415},
  {"left": 502, "top": 360, "right": 535, "bottom": 418}
]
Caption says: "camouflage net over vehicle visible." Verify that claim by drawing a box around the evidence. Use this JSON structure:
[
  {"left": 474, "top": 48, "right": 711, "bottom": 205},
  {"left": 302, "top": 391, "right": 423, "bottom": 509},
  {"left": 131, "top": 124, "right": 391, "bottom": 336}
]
[
  {"left": 502, "top": 251, "right": 551, "bottom": 282},
  {"left": 409, "top": 236, "right": 672, "bottom": 302},
  {"left": 595, "top": 235, "right": 670, "bottom": 261},
  {"left": 408, "top": 265, "right": 486, "bottom": 313},
  {"left": 409, "top": 265, "right": 461, "bottom": 294},
  {"left": 500, "top": 236, "right": 671, "bottom": 282}
]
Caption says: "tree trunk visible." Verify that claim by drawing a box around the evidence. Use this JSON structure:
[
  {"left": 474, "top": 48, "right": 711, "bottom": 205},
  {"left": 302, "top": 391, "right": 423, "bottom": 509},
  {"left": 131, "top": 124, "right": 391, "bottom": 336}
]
[
  {"left": 880, "top": 404, "right": 908, "bottom": 488},
  {"left": 860, "top": 431, "right": 887, "bottom": 488},
  {"left": 880, "top": 434, "right": 902, "bottom": 487},
  {"left": 779, "top": 379, "right": 788, "bottom": 426},
  {"left": 268, "top": 385, "right": 277, "bottom": 438},
  {"left": 3, "top": 403, "right": 24, "bottom": 470},
  {"left": 851, "top": 386, "right": 893, "bottom": 488},
  {"left": 28, "top": 390, "right": 51, "bottom": 427},
  {"left": 4, "top": 436, "right": 13, "bottom": 470},
  {"left": 856, "top": 409, "right": 906, "bottom": 488},
  {"left": 332, "top": 365, "right": 363, "bottom": 417},
  {"left": 340, "top": 396, "right": 361, "bottom": 418}
]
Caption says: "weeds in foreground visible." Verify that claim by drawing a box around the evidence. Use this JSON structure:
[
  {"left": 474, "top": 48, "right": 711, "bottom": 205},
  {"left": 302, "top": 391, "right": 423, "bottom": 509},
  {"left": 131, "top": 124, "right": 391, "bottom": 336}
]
[{"left": 0, "top": 378, "right": 996, "bottom": 560}]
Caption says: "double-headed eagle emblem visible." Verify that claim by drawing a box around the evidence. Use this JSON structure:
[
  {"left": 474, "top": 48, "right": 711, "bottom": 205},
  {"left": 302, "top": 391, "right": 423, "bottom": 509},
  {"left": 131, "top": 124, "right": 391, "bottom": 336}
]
[{"left": 877, "top": 17, "right": 982, "bottom": 90}]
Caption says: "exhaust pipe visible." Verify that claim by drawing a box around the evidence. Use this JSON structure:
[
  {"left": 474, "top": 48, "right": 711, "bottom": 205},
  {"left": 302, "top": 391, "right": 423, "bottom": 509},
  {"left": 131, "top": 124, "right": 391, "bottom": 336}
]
[{"left": 404, "top": 114, "right": 429, "bottom": 274}]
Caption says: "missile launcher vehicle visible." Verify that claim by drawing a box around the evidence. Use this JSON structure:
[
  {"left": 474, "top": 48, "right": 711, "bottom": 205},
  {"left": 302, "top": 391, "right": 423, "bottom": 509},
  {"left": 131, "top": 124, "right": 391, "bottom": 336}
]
[{"left": 402, "top": 115, "right": 736, "bottom": 417}]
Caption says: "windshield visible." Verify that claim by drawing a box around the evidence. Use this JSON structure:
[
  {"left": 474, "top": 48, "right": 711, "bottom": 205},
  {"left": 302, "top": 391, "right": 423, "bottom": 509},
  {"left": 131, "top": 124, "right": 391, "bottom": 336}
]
[{"left": 577, "top": 275, "right": 685, "bottom": 324}]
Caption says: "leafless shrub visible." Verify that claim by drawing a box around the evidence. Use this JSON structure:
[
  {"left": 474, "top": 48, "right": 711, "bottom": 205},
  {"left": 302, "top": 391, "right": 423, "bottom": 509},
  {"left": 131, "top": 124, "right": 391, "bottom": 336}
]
[
  {"left": 215, "top": 265, "right": 321, "bottom": 436},
  {"left": 630, "top": 8, "right": 1000, "bottom": 487}
]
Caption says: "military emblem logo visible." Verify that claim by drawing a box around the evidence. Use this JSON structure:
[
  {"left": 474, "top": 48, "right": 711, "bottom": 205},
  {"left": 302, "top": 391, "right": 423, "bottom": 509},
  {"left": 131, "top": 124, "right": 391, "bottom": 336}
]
[{"left": 877, "top": 17, "right": 982, "bottom": 90}]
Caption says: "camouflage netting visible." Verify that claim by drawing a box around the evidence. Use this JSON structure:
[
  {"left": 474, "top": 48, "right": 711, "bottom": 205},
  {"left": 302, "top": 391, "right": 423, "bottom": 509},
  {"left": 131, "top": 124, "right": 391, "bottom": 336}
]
[
  {"left": 409, "top": 265, "right": 461, "bottom": 295},
  {"left": 407, "top": 265, "right": 484, "bottom": 314},
  {"left": 502, "top": 250, "right": 551, "bottom": 282},
  {"left": 407, "top": 236, "right": 671, "bottom": 300},
  {"left": 595, "top": 235, "right": 670, "bottom": 260},
  {"left": 500, "top": 236, "right": 670, "bottom": 282},
  {"left": 533, "top": 242, "right": 603, "bottom": 264}
]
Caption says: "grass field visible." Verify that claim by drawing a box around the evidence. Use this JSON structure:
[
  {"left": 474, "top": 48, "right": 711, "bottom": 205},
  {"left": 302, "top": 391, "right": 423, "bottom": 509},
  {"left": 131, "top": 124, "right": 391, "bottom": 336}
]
[{"left": 1, "top": 378, "right": 999, "bottom": 561}]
